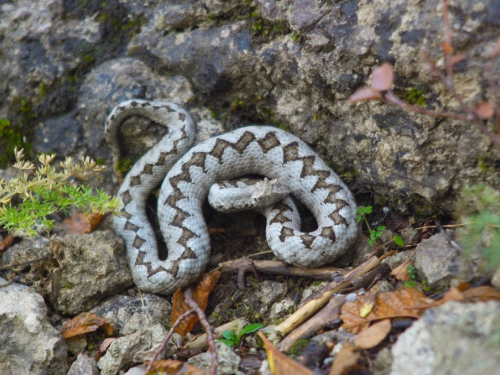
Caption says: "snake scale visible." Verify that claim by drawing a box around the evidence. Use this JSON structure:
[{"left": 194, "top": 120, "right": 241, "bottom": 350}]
[{"left": 106, "top": 100, "right": 358, "bottom": 295}]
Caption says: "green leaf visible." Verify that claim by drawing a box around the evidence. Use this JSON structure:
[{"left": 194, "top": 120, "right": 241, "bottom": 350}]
[
  {"left": 217, "top": 339, "right": 234, "bottom": 347},
  {"left": 394, "top": 234, "right": 404, "bottom": 247},
  {"left": 239, "top": 323, "right": 264, "bottom": 338},
  {"left": 222, "top": 330, "right": 237, "bottom": 342}
]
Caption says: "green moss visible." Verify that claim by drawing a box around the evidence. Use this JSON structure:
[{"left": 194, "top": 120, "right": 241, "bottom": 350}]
[
  {"left": 82, "top": 54, "right": 95, "bottom": 64},
  {"left": 115, "top": 158, "right": 132, "bottom": 173},
  {"left": 405, "top": 87, "right": 427, "bottom": 107},
  {"left": 96, "top": 158, "right": 106, "bottom": 166},
  {"left": 287, "top": 339, "right": 311, "bottom": 356},
  {"left": 39, "top": 83, "right": 47, "bottom": 98}
]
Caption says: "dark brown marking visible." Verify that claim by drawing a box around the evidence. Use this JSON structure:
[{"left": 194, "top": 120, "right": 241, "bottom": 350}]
[
  {"left": 210, "top": 131, "right": 256, "bottom": 162},
  {"left": 124, "top": 221, "right": 140, "bottom": 232},
  {"left": 178, "top": 113, "right": 185, "bottom": 120},
  {"left": 170, "top": 247, "right": 198, "bottom": 278},
  {"left": 130, "top": 101, "right": 138, "bottom": 107},
  {"left": 141, "top": 102, "right": 150, "bottom": 107},
  {"left": 157, "top": 151, "right": 173, "bottom": 166},
  {"left": 328, "top": 211, "right": 349, "bottom": 227},
  {"left": 163, "top": 105, "right": 174, "bottom": 112},
  {"left": 257, "top": 132, "right": 281, "bottom": 153},
  {"left": 143, "top": 164, "right": 154, "bottom": 175},
  {"left": 300, "top": 234, "right": 316, "bottom": 249},
  {"left": 135, "top": 251, "right": 171, "bottom": 278},
  {"left": 270, "top": 202, "right": 293, "bottom": 225},
  {"left": 121, "top": 191, "right": 132, "bottom": 204},
  {"left": 279, "top": 227, "right": 295, "bottom": 242},
  {"left": 321, "top": 226, "right": 336, "bottom": 242},
  {"left": 130, "top": 176, "right": 141, "bottom": 187},
  {"left": 120, "top": 209, "right": 132, "bottom": 220},
  {"left": 133, "top": 235, "right": 146, "bottom": 249}
]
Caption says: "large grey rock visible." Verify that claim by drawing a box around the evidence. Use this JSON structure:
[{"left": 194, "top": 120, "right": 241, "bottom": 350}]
[
  {"left": 391, "top": 301, "right": 500, "bottom": 375},
  {"left": 2, "top": 0, "right": 499, "bottom": 213},
  {"left": 0, "top": 278, "right": 68, "bottom": 375},
  {"left": 49, "top": 231, "right": 133, "bottom": 314},
  {"left": 188, "top": 342, "right": 241, "bottom": 375},
  {"left": 90, "top": 292, "right": 172, "bottom": 335},
  {"left": 67, "top": 353, "right": 99, "bottom": 375}
]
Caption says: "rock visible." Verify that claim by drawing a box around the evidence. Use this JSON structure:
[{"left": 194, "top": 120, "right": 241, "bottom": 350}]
[
  {"left": 491, "top": 264, "right": 500, "bottom": 288},
  {"left": 49, "top": 231, "right": 133, "bottom": 314},
  {"left": 269, "top": 297, "right": 295, "bottom": 322},
  {"left": 391, "top": 301, "right": 500, "bottom": 375},
  {"left": 335, "top": 232, "right": 374, "bottom": 267},
  {"left": 400, "top": 227, "right": 419, "bottom": 246},
  {"left": 97, "top": 323, "right": 173, "bottom": 375},
  {"left": 371, "top": 347, "right": 393, "bottom": 375},
  {"left": 0, "top": 278, "right": 68, "bottom": 375},
  {"left": 414, "top": 231, "right": 487, "bottom": 289},
  {"left": 67, "top": 353, "right": 99, "bottom": 375},
  {"left": 253, "top": 280, "right": 287, "bottom": 311},
  {"left": 188, "top": 342, "right": 241, "bottom": 375},
  {"left": 90, "top": 292, "right": 172, "bottom": 335},
  {"left": 382, "top": 250, "right": 414, "bottom": 270},
  {"left": 0, "top": 235, "right": 49, "bottom": 266}
]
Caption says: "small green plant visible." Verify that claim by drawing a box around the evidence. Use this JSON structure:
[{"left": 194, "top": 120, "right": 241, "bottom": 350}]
[
  {"left": 357, "top": 206, "right": 405, "bottom": 247},
  {"left": 456, "top": 184, "right": 500, "bottom": 269},
  {"left": 218, "top": 323, "right": 264, "bottom": 348},
  {"left": 0, "top": 148, "right": 121, "bottom": 235},
  {"left": 405, "top": 87, "right": 427, "bottom": 107}
]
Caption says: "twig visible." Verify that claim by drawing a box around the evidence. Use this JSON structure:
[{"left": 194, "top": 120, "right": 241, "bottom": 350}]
[
  {"left": 435, "top": 221, "right": 463, "bottom": 252},
  {"left": 184, "top": 286, "right": 218, "bottom": 375},
  {"left": 275, "top": 256, "right": 380, "bottom": 337},
  {"left": 0, "top": 256, "right": 49, "bottom": 271},
  {"left": 144, "top": 308, "right": 196, "bottom": 374}
]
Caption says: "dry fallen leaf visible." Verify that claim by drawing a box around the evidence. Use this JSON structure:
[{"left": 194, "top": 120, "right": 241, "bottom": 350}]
[
  {"left": 329, "top": 343, "right": 361, "bottom": 375},
  {"left": 353, "top": 319, "right": 392, "bottom": 349},
  {"left": 390, "top": 259, "right": 413, "bottom": 282},
  {"left": 340, "top": 287, "right": 433, "bottom": 333},
  {"left": 258, "top": 332, "right": 315, "bottom": 375},
  {"left": 62, "top": 312, "right": 113, "bottom": 338},
  {"left": 146, "top": 359, "right": 208, "bottom": 375},
  {"left": 60, "top": 212, "right": 105, "bottom": 235},
  {"left": 171, "top": 271, "right": 222, "bottom": 336},
  {"left": 428, "top": 286, "right": 500, "bottom": 308},
  {"left": 348, "top": 88, "right": 382, "bottom": 103},
  {"left": 371, "top": 62, "right": 394, "bottom": 91}
]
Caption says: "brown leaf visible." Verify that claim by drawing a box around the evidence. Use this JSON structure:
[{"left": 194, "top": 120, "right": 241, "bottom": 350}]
[
  {"left": 390, "top": 259, "right": 412, "bottom": 282},
  {"left": 62, "top": 312, "right": 113, "bottom": 339},
  {"left": 94, "top": 337, "right": 117, "bottom": 362},
  {"left": 328, "top": 343, "right": 361, "bottom": 375},
  {"left": 353, "top": 319, "right": 392, "bottom": 349},
  {"left": 371, "top": 62, "right": 394, "bottom": 91},
  {"left": 340, "top": 287, "right": 432, "bottom": 333},
  {"left": 490, "top": 36, "right": 500, "bottom": 58},
  {"left": 473, "top": 102, "right": 495, "bottom": 119},
  {"left": 60, "top": 212, "right": 105, "bottom": 235},
  {"left": 146, "top": 359, "right": 208, "bottom": 375},
  {"left": 258, "top": 332, "right": 315, "bottom": 375},
  {"left": 171, "top": 271, "right": 222, "bottom": 336},
  {"left": 0, "top": 233, "right": 14, "bottom": 254},
  {"left": 348, "top": 88, "right": 382, "bottom": 103}
]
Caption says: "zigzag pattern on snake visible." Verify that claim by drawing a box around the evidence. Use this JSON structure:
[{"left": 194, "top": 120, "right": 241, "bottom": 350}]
[{"left": 106, "top": 99, "right": 358, "bottom": 295}]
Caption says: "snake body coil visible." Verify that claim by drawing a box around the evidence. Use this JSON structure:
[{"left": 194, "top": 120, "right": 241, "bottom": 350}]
[{"left": 106, "top": 100, "right": 358, "bottom": 295}]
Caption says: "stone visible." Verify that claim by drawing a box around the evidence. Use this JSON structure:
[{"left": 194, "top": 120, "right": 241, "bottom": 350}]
[
  {"left": 90, "top": 292, "right": 172, "bottom": 335},
  {"left": 48, "top": 231, "right": 133, "bottom": 314},
  {"left": 67, "top": 353, "right": 100, "bottom": 375},
  {"left": 391, "top": 301, "right": 500, "bottom": 375},
  {"left": 188, "top": 342, "right": 241, "bottom": 375},
  {"left": 269, "top": 297, "right": 295, "bottom": 322},
  {"left": 0, "top": 278, "right": 68, "bottom": 375},
  {"left": 254, "top": 280, "right": 287, "bottom": 306}
]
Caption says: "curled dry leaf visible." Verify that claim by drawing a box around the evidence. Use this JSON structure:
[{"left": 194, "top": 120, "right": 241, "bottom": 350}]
[
  {"left": 0, "top": 233, "right": 14, "bottom": 254},
  {"left": 473, "top": 102, "right": 495, "bottom": 120},
  {"left": 258, "top": 332, "right": 315, "bottom": 375},
  {"left": 340, "top": 287, "right": 433, "bottom": 333},
  {"left": 348, "top": 88, "right": 382, "bottom": 103},
  {"left": 429, "top": 285, "right": 500, "bottom": 308},
  {"left": 328, "top": 343, "right": 361, "bottom": 375},
  {"left": 60, "top": 212, "right": 105, "bottom": 235},
  {"left": 371, "top": 62, "right": 394, "bottom": 91},
  {"left": 390, "top": 259, "right": 413, "bottom": 282},
  {"left": 146, "top": 359, "right": 208, "bottom": 375},
  {"left": 353, "top": 319, "right": 392, "bottom": 349},
  {"left": 171, "top": 271, "right": 222, "bottom": 336},
  {"left": 62, "top": 312, "right": 113, "bottom": 339}
]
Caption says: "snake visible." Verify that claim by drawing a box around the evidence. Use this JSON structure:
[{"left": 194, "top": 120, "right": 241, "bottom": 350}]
[{"left": 105, "top": 99, "right": 358, "bottom": 295}]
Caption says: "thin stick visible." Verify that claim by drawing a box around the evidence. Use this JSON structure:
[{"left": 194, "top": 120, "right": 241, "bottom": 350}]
[
  {"left": 144, "top": 308, "right": 196, "bottom": 373},
  {"left": 184, "top": 287, "right": 218, "bottom": 375},
  {"left": 0, "top": 256, "right": 49, "bottom": 271}
]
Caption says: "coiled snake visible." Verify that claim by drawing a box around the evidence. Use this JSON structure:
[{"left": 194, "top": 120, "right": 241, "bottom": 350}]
[{"left": 105, "top": 100, "right": 358, "bottom": 295}]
